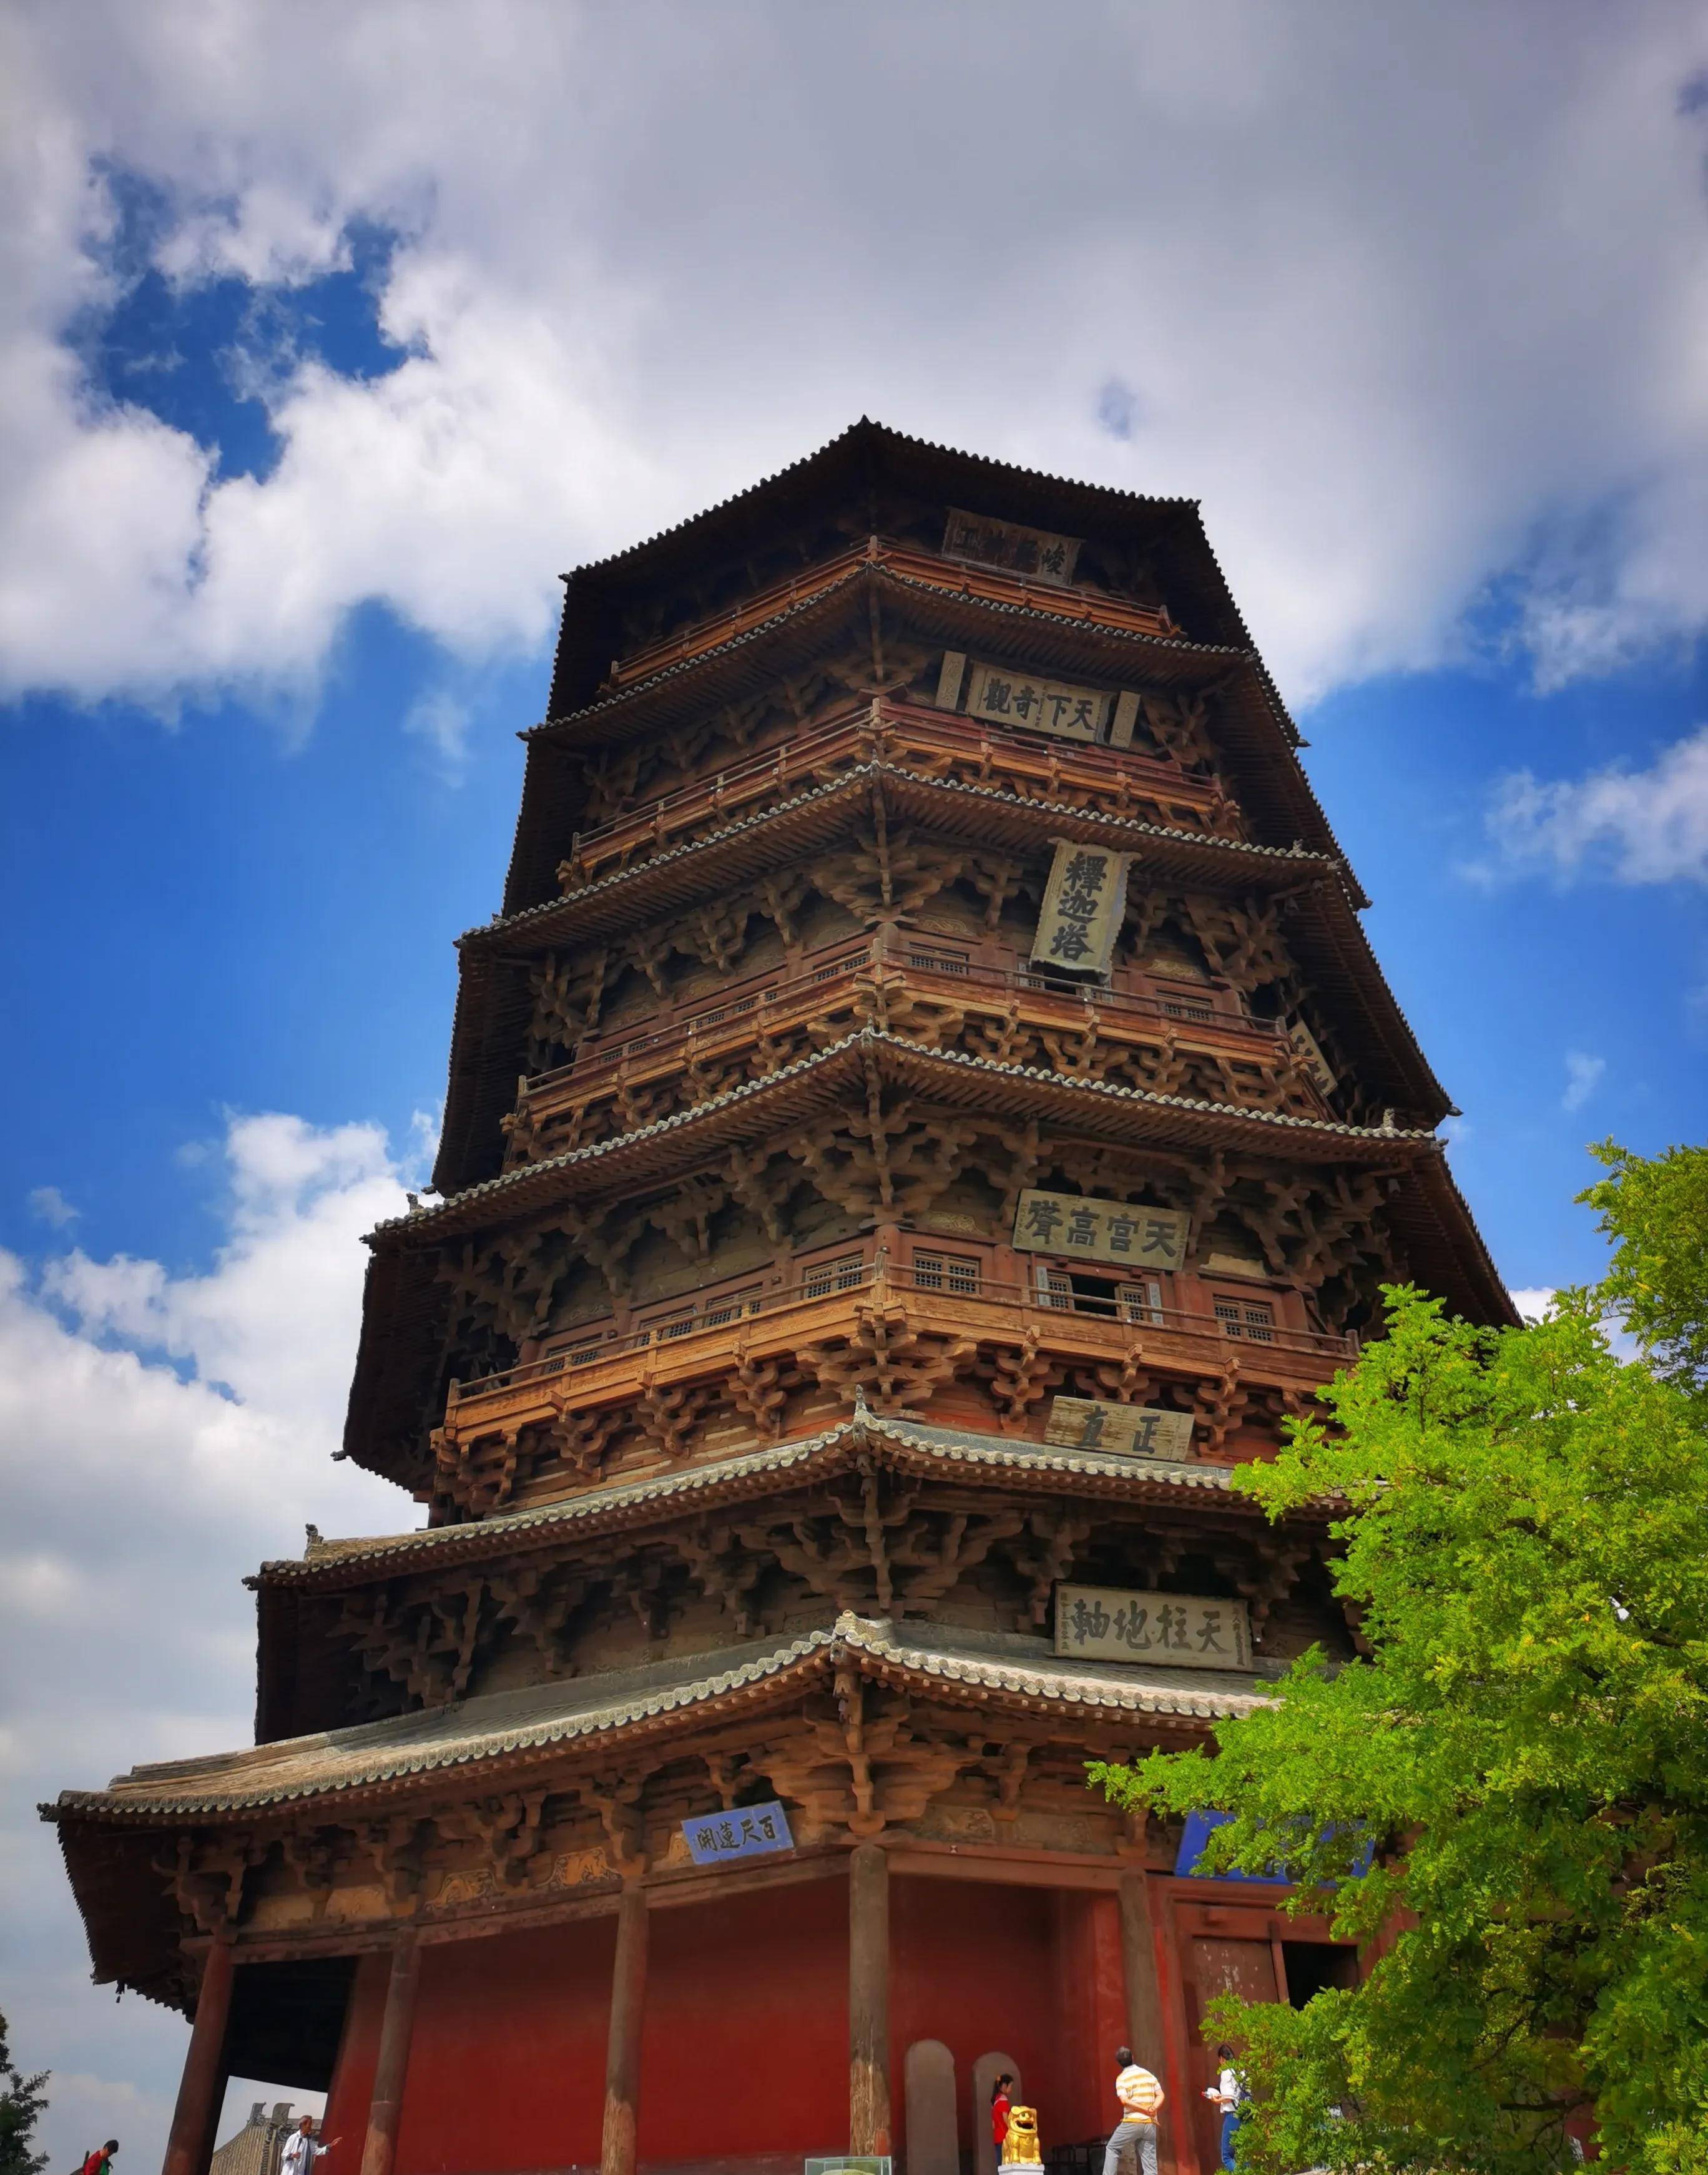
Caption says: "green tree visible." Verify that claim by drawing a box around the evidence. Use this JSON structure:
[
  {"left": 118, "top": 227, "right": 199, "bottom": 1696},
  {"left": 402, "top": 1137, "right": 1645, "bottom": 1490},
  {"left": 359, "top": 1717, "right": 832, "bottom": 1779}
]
[
  {"left": 1092, "top": 1141, "right": 1708, "bottom": 2175},
  {"left": 0, "top": 2013, "right": 48, "bottom": 2175}
]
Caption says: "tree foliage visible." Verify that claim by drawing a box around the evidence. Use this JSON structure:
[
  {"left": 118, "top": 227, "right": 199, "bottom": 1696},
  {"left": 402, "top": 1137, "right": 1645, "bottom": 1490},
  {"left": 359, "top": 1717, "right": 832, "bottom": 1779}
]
[
  {"left": 1092, "top": 1141, "right": 1708, "bottom": 2175},
  {"left": 0, "top": 2013, "right": 48, "bottom": 2175}
]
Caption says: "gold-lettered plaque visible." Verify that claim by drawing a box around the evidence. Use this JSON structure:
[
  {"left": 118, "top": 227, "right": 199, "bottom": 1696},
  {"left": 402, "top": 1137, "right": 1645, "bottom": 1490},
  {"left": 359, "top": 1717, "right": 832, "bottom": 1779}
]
[
  {"left": 1012, "top": 1189, "right": 1190, "bottom": 1270},
  {"left": 1030, "top": 840, "right": 1131, "bottom": 973},
  {"left": 1054, "top": 1582, "right": 1252, "bottom": 1669},
  {"left": 943, "top": 508, "right": 1082, "bottom": 585},
  {"left": 965, "top": 660, "right": 1110, "bottom": 742},
  {"left": 1044, "top": 1396, "right": 1195, "bottom": 1461}
]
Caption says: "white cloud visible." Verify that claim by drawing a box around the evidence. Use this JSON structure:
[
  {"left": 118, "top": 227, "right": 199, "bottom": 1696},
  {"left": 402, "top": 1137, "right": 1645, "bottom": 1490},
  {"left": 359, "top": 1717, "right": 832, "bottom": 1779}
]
[
  {"left": 2, "top": 3, "right": 1708, "bottom": 711},
  {"left": 0, "top": 1111, "right": 421, "bottom": 2174},
  {"left": 1511, "top": 1286, "right": 1558, "bottom": 1323},
  {"left": 1483, "top": 725, "right": 1708, "bottom": 886},
  {"left": 26, "top": 1186, "right": 79, "bottom": 1227},
  {"left": 1562, "top": 1051, "right": 1607, "bottom": 1112}
]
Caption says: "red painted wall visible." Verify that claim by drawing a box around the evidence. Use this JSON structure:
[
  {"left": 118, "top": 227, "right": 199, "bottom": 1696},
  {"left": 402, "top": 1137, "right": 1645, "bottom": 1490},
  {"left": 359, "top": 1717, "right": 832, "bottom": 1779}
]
[
  {"left": 891, "top": 1878, "right": 1111, "bottom": 2159},
  {"left": 395, "top": 1913, "right": 618, "bottom": 2175},
  {"left": 637, "top": 1875, "right": 849, "bottom": 2161}
]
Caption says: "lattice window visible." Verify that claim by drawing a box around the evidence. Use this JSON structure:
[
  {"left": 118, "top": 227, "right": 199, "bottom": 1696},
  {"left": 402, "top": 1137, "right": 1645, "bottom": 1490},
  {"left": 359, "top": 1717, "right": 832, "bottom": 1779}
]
[
  {"left": 803, "top": 1254, "right": 865, "bottom": 1299},
  {"left": 914, "top": 1250, "right": 981, "bottom": 1295},
  {"left": 1214, "top": 1297, "right": 1277, "bottom": 1343}
]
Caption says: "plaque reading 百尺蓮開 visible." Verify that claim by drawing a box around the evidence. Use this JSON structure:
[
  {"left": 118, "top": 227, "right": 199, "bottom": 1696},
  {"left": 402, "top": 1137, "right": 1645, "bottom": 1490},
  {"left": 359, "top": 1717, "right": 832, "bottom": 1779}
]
[
  {"left": 1011, "top": 1189, "right": 1190, "bottom": 1270},
  {"left": 1044, "top": 1397, "right": 1195, "bottom": 1462},
  {"left": 681, "top": 1800, "right": 794, "bottom": 1867},
  {"left": 1054, "top": 1583, "right": 1252, "bottom": 1670}
]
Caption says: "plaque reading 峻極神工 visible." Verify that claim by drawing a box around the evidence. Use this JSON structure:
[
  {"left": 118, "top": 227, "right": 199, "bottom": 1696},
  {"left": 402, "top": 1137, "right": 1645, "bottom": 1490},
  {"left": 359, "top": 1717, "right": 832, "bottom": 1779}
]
[
  {"left": 943, "top": 508, "right": 1082, "bottom": 584},
  {"left": 1012, "top": 1188, "right": 1190, "bottom": 1270},
  {"left": 1044, "top": 1397, "right": 1195, "bottom": 1461},
  {"left": 964, "top": 661, "right": 1111, "bottom": 743},
  {"left": 1054, "top": 1583, "right": 1252, "bottom": 1670},
  {"left": 1029, "top": 840, "right": 1131, "bottom": 973}
]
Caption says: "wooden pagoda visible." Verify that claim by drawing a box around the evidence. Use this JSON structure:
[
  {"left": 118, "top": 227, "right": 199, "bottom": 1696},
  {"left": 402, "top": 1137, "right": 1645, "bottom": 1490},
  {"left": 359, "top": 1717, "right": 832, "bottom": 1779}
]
[{"left": 47, "top": 422, "right": 1513, "bottom": 2175}]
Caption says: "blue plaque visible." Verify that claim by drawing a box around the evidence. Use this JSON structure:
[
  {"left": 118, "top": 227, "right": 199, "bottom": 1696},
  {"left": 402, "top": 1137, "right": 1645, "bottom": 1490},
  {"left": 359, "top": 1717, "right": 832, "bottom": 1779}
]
[{"left": 683, "top": 1799, "right": 795, "bottom": 1866}]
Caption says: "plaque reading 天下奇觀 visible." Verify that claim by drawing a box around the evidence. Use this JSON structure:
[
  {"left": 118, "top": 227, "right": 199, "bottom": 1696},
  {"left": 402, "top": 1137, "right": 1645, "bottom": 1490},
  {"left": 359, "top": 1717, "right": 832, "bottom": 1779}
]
[
  {"left": 1044, "top": 1397, "right": 1195, "bottom": 1461},
  {"left": 964, "top": 661, "right": 1111, "bottom": 743},
  {"left": 1030, "top": 840, "right": 1131, "bottom": 973},
  {"left": 1054, "top": 1583, "right": 1252, "bottom": 1670},
  {"left": 1012, "top": 1188, "right": 1190, "bottom": 1270}
]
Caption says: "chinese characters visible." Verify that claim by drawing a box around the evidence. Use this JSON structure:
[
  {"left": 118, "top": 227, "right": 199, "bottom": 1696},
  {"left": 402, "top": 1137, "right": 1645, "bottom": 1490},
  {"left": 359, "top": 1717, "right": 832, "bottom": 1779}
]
[
  {"left": 1030, "top": 840, "right": 1131, "bottom": 972},
  {"left": 1054, "top": 1584, "right": 1252, "bottom": 1671},
  {"left": 1044, "top": 1396, "right": 1195, "bottom": 1461},
  {"left": 943, "top": 509, "right": 1082, "bottom": 586},
  {"left": 966, "top": 662, "right": 1109, "bottom": 744},
  {"left": 1012, "top": 1189, "right": 1190, "bottom": 1271},
  {"left": 680, "top": 1800, "right": 795, "bottom": 1867}
]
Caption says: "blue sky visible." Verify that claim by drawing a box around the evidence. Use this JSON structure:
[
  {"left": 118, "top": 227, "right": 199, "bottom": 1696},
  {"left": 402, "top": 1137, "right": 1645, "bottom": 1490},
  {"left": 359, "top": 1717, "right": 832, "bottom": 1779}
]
[{"left": 2, "top": 2, "right": 1706, "bottom": 2163}]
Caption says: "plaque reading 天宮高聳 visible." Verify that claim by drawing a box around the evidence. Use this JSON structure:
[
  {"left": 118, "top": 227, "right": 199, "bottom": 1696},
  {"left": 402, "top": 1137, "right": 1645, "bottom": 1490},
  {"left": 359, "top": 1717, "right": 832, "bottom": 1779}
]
[
  {"left": 1012, "top": 1189, "right": 1190, "bottom": 1270},
  {"left": 1054, "top": 1583, "right": 1251, "bottom": 1670}
]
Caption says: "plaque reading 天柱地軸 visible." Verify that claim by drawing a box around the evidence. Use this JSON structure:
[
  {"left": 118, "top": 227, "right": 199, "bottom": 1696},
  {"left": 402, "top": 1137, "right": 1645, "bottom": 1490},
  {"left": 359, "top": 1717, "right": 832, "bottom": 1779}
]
[
  {"left": 1044, "top": 1396, "right": 1195, "bottom": 1461},
  {"left": 1029, "top": 840, "right": 1132, "bottom": 972},
  {"left": 681, "top": 1800, "right": 794, "bottom": 1866},
  {"left": 1054, "top": 1583, "right": 1252, "bottom": 1671},
  {"left": 1011, "top": 1187, "right": 1190, "bottom": 1270},
  {"left": 942, "top": 508, "right": 1082, "bottom": 584},
  {"left": 964, "top": 661, "right": 1111, "bottom": 744}
]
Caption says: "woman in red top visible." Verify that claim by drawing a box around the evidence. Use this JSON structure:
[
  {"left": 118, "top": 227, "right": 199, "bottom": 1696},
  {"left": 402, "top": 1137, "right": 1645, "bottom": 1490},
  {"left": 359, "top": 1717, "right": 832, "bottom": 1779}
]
[{"left": 991, "top": 2075, "right": 1016, "bottom": 2156}]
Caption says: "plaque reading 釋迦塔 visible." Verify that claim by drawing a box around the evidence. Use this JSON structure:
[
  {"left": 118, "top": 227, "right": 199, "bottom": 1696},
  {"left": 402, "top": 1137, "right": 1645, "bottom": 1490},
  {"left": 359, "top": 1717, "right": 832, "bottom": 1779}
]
[
  {"left": 1030, "top": 840, "right": 1131, "bottom": 973},
  {"left": 943, "top": 509, "right": 1082, "bottom": 584},
  {"left": 964, "top": 661, "right": 1111, "bottom": 743},
  {"left": 1044, "top": 1396, "right": 1195, "bottom": 1461},
  {"left": 1012, "top": 1188, "right": 1190, "bottom": 1270},
  {"left": 1054, "top": 1583, "right": 1251, "bottom": 1670}
]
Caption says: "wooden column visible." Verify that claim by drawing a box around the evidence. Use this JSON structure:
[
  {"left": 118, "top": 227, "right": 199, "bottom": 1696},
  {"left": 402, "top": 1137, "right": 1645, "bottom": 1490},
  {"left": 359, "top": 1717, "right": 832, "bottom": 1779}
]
[
  {"left": 1120, "top": 1872, "right": 1174, "bottom": 2175},
  {"left": 601, "top": 1885, "right": 650, "bottom": 2175},
  {"left": 359, "top": 1932, "right": 421, "bottom": 2175},
  {"left": 161, "top": 1938, "right": 235, "bottom": 2175},
  {"left": 848, "top": 1842, "right": 892, "bottom": 2155}
]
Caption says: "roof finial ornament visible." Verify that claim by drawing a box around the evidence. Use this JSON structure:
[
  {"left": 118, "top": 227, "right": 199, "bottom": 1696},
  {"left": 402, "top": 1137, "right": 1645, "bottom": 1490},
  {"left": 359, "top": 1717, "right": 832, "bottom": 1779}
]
[{"left": 304, "top": 1523, "right": 321, "bottom": 1556}]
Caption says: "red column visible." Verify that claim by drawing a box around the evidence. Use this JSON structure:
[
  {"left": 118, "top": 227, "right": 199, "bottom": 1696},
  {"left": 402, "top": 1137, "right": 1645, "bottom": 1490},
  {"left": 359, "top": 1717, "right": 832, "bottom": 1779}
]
[
  {"left": 848, "top": 1844, "right": 892, "bottom": 2156},
  {"left": 161, "top": 1939, "right": 235, "bottom": 2175},
  {"left": 1120, "top": 1872, "right": 1175, "bottom": 2175},
  {"left": 601, "top": 1885, "right": 650, "bottom": 2175},
  {"left": 359, "top": 1932, "right": 422, "bottom": 2175}
]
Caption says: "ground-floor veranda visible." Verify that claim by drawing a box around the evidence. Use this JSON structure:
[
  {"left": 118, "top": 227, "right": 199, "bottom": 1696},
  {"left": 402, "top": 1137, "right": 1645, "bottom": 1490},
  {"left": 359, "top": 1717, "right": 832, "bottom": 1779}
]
[{"left": 165, "top": 1843, "right": 1355, "bottom": 2175}]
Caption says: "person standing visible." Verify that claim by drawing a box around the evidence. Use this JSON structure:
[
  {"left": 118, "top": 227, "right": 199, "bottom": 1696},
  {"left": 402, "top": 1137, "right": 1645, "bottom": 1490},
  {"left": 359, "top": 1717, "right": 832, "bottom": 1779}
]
[
  {"left": 1102, "top": 2045, "right": 1165, "bottom": 2175},
  {"left": 79, "top": 2140, "right": 119, "bottom": 2175},
  {"left": 991, "top": 2074, "right": 1016, "bottom": 2160},
  {"left": 1202, "top": 2045, "right": 1245, "bottom": 2171},
  {"left": 280, "top": 2118, "right": 340, "bottom": 2175}
]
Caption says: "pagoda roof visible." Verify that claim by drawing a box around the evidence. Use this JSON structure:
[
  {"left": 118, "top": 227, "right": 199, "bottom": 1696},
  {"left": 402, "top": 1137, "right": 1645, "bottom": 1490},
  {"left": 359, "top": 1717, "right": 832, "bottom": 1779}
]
[
  {"left": 512, "top": 558, "right": 1348, "bottom": 910},
  {"left": 546, "top": 420, "right": 1269, "bottom": 720},
  {"left": 262, "top": 1411, "right": 1253, "bottom": 1591},
  {"left": 49, "top": 1613, "right": 1273, "bottom": 1828}
]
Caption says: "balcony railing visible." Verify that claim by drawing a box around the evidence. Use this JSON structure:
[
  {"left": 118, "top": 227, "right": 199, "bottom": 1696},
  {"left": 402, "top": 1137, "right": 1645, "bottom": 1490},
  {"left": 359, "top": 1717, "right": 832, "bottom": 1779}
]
[
  {"left": 441, "top": 1259, "right": 1355, "bottom": 1436},
  {"left": 604, "top": 536, "right": 1177, "bottom": 690},
  {"left": 519, "top": 939, "right": 1286, "bottom": 1118},
  {"left": 556, "top": 697, "right": 1236, "bottom": 892}
]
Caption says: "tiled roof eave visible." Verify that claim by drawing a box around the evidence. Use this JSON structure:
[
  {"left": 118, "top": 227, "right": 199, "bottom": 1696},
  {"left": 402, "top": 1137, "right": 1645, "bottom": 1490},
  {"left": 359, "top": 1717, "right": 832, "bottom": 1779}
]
[
  {"left": 373, "top": 1028, "right": 1439, "bottom": 1248},
  {"left": 255, "top": 1413, "right": 1270, "bottom": 1590},
  {"left": 46, "top": 1612, "right": 1270, "bottom": 1824},
  {"left": 460, "top": 765, "right": 1338, "bottom": 952}
]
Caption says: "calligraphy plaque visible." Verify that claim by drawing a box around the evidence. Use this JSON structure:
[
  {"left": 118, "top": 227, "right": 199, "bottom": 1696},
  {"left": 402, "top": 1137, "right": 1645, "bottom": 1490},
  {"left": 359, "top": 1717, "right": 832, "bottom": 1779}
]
[
  {"left": 1013, "top": 1188, "right": 1190, "bottom": 1271},
  {"left": 943, "top": 508, "right": 1081, "bottom": 585},
  {"left": 965, "top": 660, "right": 1110, "bottom": 743},
  {"left": 1031, "top": 838, "right": 1131, "bottom": 971},
  {"left": 1054, "top": 1583, "right": 1252, "bottom": 1670},
  {"left": 1044, "top": 1396, "right": 1195, "bottom": 1461},
  {"left": 682, "top": 1799, "right": 794, "bottom": 1867},
  {"left": 1286, "top": 1016, "right": 1338, "bottom": 1096}
]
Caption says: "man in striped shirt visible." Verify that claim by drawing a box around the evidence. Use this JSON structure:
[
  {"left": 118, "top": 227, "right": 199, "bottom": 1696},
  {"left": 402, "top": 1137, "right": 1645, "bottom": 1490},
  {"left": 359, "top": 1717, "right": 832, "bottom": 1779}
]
[{"left": 1102, "top": 2046, "right": 1166, "bottom": 2175}]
